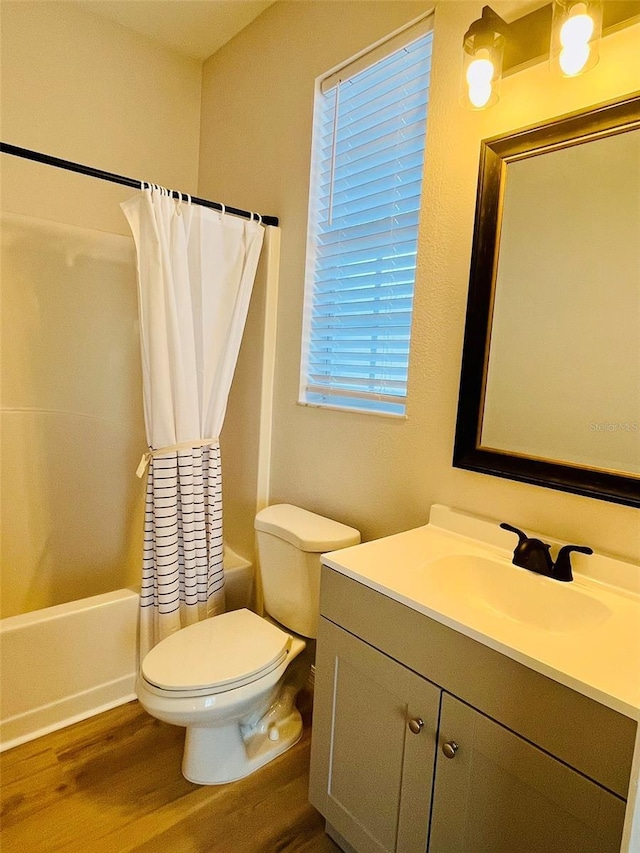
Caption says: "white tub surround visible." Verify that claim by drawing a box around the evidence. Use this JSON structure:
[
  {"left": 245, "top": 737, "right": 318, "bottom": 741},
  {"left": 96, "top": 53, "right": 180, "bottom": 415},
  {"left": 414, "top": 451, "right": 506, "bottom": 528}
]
[{"left": 223, "top": 545, "right": 253, "bottom": 611}]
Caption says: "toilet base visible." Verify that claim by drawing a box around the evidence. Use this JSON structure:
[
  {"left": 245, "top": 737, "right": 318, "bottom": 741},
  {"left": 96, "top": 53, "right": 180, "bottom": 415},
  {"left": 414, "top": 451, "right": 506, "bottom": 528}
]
[{"left": 182, "top": 704, "right": 303, "bottom": 785}]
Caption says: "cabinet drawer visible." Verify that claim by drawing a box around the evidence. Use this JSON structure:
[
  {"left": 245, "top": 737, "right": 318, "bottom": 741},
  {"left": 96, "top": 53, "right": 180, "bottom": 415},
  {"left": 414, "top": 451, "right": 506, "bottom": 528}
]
[{"left": 320, "top": 566, "right": 636, "bottom": 798}]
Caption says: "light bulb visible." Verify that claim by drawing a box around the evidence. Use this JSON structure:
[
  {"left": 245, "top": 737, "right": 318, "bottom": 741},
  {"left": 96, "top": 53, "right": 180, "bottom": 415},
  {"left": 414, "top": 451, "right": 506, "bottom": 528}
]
[
  {"left": 468, "top": 79, "right": 493, "bottom": 108},
  {"left": 466, "top": 57, "right": 494, "bottom": 86},
  {"left": 557, "top": 6, "right": 595, "bottom": 75},
  {"left": 560, "top": 12, "right": 594, "bottom": 47},
  {"left": 559, "top": 42, "right": 590, "bottom": 75},
  {"left": 460, "top": 15, "right": 505, "bottom": 111},
  {"left": 466, "top": 52, "right": 494, "bottom": 109}
]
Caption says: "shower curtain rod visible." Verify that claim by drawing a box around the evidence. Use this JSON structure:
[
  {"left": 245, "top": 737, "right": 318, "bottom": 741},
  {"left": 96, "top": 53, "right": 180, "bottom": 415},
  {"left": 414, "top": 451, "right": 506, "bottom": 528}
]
[{"left": 0, "top": 142, "right": 279, "bottom": 227}]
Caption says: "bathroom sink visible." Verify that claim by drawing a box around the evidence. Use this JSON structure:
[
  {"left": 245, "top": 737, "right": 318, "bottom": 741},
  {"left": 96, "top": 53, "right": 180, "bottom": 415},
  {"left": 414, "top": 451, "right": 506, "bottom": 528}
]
[
  {"left": 422, "top": 554, "right": 611, "bottom": 633},
  {"left": 322, "top": 506, "right": 640, "bottom": 719}
]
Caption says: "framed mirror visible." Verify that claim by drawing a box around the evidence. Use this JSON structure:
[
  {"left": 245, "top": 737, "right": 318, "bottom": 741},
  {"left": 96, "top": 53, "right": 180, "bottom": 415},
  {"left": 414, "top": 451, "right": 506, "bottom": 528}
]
[{"left": 454, "top": 94, "right": 640, "bottom": 508}]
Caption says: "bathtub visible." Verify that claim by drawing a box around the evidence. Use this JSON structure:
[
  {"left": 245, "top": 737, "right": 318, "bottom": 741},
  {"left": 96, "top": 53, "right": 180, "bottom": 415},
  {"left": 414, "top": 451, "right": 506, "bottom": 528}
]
[{"left": 0, "top": 546, "right": 253, "bottom": 751}]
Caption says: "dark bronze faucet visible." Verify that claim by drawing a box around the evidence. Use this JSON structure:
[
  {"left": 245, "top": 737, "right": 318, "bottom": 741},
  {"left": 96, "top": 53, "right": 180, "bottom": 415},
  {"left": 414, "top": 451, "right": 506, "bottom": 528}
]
[{"left": 500, "top": 523, "right": 593, "bottom": 583}]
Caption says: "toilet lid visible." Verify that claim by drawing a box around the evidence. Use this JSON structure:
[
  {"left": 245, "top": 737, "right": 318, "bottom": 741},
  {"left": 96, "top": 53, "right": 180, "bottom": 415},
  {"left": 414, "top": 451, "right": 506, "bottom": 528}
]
[{"left": 141, "top": 609, "right": 292, "bottom": 694}]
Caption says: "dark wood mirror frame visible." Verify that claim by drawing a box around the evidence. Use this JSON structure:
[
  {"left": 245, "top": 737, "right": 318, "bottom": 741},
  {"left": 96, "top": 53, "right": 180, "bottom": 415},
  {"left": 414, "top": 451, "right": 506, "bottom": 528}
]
[{"left": 453, "top": 93, "right": 640, "bottom": 508}]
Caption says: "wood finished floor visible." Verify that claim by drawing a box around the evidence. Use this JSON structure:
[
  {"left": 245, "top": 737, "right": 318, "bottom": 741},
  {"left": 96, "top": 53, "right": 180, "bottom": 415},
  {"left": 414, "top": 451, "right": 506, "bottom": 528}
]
[{"left": 0, "top": 700, "right": 340, "bottom": 853}]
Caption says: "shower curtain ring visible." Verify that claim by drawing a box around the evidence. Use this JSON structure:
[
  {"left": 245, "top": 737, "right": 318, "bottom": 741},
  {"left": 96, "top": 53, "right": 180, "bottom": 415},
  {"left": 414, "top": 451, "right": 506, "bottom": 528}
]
[{"left": 220, "top": 203, "right": 225, "bottom": 218}]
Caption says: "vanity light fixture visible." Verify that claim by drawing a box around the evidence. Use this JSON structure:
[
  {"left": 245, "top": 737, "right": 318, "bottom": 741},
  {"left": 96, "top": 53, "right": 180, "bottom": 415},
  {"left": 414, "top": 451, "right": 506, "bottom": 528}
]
[
  {"left": 461, "top": 6, "right": 506, "bottom": 109},
  {"left": 550, "top": 0, "right": 603, "bottom": 76},
  {"left": 461, "top": 1, "right": 639, "bottom": 109}
]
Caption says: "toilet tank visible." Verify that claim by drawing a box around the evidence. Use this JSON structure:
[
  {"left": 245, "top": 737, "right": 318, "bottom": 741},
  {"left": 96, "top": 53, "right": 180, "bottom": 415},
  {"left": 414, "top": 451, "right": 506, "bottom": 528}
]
[{"left": 255, "top": 505, "right": 360, "bottom": 638}]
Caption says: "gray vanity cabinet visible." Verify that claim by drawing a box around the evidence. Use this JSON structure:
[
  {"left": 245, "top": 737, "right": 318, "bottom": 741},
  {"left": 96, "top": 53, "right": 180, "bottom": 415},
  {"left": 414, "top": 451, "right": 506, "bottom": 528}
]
[
  {"left": 309, "top": 618, "right": 440, "bottom": 853},
  {"left": 430, "top": 693, "right": 626, "bottom": 853},
  {"left": 310, "top": 567, "right": 635, "bottom": 853}
]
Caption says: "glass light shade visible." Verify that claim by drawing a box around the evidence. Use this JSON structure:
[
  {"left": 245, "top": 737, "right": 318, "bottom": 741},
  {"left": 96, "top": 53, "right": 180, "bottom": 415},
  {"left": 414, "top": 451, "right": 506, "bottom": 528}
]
[
  {"left": 461, "top": 27, "right": 505, "bottom": 110},
  {"left": 550, "top": 0, "right": 603, "bottom": 76}
]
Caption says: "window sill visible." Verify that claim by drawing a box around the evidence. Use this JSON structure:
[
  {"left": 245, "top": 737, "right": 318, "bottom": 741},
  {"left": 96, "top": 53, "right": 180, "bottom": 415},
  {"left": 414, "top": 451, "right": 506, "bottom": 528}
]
[{"left": 296, "top": 400, "right": 407, "bottom": 420}]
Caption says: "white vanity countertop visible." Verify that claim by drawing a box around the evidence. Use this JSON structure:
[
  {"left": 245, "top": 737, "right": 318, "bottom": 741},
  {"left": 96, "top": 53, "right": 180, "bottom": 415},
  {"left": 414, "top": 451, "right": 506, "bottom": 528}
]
[{"left": 322, "top": 506, "right": 640, "bottom": 721}]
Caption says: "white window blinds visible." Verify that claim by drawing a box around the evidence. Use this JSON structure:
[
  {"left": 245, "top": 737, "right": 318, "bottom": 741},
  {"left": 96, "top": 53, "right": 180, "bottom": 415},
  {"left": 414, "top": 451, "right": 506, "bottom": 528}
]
[{"left": 300, "top": 22, "right": 433, "bottom": 416}]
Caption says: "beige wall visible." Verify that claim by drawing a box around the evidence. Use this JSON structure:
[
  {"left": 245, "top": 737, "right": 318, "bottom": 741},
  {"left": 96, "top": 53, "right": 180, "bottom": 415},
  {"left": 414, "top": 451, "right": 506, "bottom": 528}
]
[
  {"left": 200, "top": 1, "right": 640, "bottom": 563},
  {"left": 218, "top": 247, "right": 270, "bottom": 563},
  {"left": 1, "top": 0, "right": 201, "bottom": 234},
  {"left": 200, "top": 0, "right": 430, "bottom": 562},
  {"left": 1, "top": 2, "right": 202, "bottom": 615}
]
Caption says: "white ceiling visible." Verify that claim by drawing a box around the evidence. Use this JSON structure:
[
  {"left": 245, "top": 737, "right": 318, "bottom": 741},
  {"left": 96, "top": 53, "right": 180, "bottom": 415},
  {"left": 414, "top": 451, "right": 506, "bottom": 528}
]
[{"left": 82, "top": 0, "right": 276, "bottom": 61}]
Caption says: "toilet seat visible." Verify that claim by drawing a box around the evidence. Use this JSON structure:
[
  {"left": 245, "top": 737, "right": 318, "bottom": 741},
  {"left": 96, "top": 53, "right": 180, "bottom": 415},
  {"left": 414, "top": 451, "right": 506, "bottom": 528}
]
[{"left": 141, "top": 609, "right": 292, "bottom": 697}]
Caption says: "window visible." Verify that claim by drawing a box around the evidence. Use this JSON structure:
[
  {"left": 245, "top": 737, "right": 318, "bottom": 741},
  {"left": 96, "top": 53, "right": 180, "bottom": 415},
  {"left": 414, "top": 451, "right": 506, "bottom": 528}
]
[{"left": 300, "top": 18, "right": 433, "bottom": 416}]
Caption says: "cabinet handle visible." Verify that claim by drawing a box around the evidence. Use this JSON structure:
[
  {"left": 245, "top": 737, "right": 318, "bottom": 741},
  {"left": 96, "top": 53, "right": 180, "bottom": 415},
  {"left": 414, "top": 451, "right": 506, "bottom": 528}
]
[
  {"left": 408, "top": 717, "right": 424, "bottom": 734},
  {"left": 442, "top": 740, "right": 459, "bottom": 759}
]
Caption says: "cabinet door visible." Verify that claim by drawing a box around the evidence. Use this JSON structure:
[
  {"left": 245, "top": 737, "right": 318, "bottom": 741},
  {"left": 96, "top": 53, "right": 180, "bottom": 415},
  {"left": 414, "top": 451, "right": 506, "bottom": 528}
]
[
  {"left": 430, "top": 693, "right": 626, "bottom": 853},
  {"left": 309, "top": 618, "right": 440, "bottom": 853}
]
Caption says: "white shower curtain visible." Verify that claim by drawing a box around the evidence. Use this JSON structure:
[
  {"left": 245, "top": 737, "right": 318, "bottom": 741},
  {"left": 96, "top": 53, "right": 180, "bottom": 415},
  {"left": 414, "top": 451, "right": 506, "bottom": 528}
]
[{"left": 121, "top": 187, "right": 264, "bottom": 658}]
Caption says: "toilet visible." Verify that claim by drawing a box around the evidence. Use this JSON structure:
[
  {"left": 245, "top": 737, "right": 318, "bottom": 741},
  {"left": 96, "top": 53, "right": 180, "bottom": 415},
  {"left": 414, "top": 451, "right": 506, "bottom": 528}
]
[{"left": 136, "top": 504, "right": 360, "bottom": 785}]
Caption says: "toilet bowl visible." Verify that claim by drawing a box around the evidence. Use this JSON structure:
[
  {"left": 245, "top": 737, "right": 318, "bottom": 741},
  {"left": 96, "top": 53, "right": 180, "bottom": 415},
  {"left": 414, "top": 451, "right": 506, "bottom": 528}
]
[
  {"left": 136, "top": 505, "right": 360, "bottom": 785},
  {"left": 137, "top": 608, "right": 306, "bottom": 784}
]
